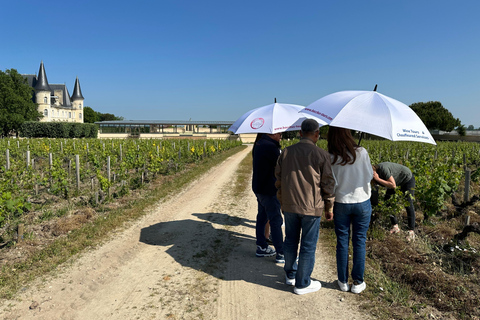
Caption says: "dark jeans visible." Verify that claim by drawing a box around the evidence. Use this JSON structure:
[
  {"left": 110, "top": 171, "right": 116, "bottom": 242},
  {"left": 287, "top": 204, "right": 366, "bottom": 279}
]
[
  {"left": 283, "top": 211, "right": 321, "bottom": 289},
  {"left": 385, "top": 174, "right": 416, "bottom": 230},
  {"left": 255, "top": 194, "right": 284, "bottom": 254}
]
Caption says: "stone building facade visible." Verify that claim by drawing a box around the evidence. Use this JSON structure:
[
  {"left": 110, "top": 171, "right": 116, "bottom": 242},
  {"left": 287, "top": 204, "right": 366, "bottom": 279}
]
[{"left": 23, "top": 61, "right": 84, "bottom": 123}]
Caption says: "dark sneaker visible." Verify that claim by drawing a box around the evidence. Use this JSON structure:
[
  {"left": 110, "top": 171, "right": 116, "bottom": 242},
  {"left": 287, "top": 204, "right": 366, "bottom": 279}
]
[
  {"left": 275, "top": 253, "right": 285, "bottom": 263},
  {"left": 267, "top": 234, "right": 273, "bottom": 244},
  {"left": 256, "top": 245, "right": 276, "bottom": 257}
]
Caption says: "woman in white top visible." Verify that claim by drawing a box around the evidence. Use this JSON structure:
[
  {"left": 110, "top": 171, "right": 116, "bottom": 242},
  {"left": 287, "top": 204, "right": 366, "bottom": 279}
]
[{"left": 327, "top": 127, "right": 373, "bottom": 294}]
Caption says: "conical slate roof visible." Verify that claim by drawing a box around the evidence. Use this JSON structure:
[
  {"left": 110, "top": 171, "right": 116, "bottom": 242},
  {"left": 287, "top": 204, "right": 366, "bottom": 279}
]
[
  {"left": 34, "top": 61, "right": 51, "bottom": 91},
  {"left": 63, "top": 86, "right": 72, "bottom": 107},
  {"left": 71, "top": 77, "right": 84, "bottom": 100}
]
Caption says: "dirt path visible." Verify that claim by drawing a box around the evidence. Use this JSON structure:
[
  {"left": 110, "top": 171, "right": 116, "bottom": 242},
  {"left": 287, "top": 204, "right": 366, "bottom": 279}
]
[{"left": 1, "top": 145, "right": 370, "bottom": 320}]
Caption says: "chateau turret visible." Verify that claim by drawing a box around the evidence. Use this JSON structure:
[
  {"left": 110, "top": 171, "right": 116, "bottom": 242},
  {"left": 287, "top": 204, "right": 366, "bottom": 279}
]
[
  {"left": 71, "top": 77, "right": 84, "bottom": 100},
  {"left": 34, "top": 61, "right": 51, "bottom": 92},
  {"left": 71, "top": 77, "right": 84, "bottom": 122},
  {"left": 24, "top": 62, "right": 85, "bottom": 123},
  {"left": 35, "top": 61, "right": 52, "bottom": 120}
]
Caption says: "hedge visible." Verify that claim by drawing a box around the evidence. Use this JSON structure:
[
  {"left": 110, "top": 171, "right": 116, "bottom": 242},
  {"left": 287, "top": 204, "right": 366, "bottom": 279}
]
[{"left": 19, "top": 122, "right": 98, "bottom": 138}]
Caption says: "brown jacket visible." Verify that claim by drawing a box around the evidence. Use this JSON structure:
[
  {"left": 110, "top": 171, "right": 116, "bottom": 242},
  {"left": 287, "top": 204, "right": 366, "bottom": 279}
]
[{"left": 275, "top": 138, "right": 335, "bottom": 216}]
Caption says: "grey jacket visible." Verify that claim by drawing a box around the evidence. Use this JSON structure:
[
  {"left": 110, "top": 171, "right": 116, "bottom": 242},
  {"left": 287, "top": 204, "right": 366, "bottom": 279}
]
[{"left": 275, "top": 138, "right": 335, "bottom": 216}]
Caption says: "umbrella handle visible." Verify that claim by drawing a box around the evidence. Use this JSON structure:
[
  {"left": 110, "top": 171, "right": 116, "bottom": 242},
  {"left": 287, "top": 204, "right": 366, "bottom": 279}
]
[{"left": 358, "top": 132, "right": 364, "bottom": 146}]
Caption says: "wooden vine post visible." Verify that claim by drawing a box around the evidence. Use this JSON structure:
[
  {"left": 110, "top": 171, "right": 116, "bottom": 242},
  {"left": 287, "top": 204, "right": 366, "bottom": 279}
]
[
  {"left": 107, "top": 156, "right": 111, "bottom": 182},
  {"left": 464, "top": 168, "right": 471, "bottom": 203},
  {"left": 6, "top": 149, "right": 10, "bottom": 170},
  {"left": 76, "top": 155, "right": 80, "bottom": 190},
  {"left": 17, "top": 223, "right": 25, "bottom": 242}
]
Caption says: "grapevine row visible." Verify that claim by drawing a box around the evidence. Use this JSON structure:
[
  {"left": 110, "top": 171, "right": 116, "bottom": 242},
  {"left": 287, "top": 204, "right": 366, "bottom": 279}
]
[{"left": 0, "top": 138, "right": 242, "bottom": 228}]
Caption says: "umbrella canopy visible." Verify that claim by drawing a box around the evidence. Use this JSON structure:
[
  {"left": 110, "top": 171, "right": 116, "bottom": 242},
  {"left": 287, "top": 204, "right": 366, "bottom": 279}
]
[
  {"left": 229, "top": 102, "right": 327, "bottom": 134},
  {"left": 300, "top": 90, "right": 436, "bottom": 145}
]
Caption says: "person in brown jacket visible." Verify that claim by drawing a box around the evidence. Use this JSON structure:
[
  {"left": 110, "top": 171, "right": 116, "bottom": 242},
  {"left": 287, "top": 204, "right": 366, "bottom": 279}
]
[{"left": 275, "top": 119, "right": 335, "bottom": 295}]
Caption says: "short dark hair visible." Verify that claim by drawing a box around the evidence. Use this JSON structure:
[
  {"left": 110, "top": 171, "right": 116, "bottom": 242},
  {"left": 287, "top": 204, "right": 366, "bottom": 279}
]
[{"left": 301, "top": 119, "right": 319, "bottom": 133}]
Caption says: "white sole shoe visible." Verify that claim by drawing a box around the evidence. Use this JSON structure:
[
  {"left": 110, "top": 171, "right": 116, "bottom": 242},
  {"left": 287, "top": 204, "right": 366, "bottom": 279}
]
[
  {"left": 294, "top": 280, "right": 321, "bottom": 295},
  {"left": 285, "top": 276, "right": 295, "bottom": 286},
  {"left": 351, "top": 281, "right": 366, "bottom": 294},
  {"left": 337, "top": 280, "right": 350, "bottom": 292}
]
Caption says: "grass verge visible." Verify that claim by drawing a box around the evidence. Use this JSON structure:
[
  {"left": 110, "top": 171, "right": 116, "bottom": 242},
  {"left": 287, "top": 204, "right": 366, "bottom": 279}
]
[
  {"left": 0, "top": 145, "right": 247, "bottom": 300},
  {"left": 232, "top": 150, "right": 253, "bottom": 198}
]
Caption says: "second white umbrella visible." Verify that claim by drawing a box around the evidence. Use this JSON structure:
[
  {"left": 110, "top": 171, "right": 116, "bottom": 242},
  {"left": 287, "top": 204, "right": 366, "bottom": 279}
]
[
  {"left": 229, "top": 100, "right": 326, "bottom": 134},
  {"left": 300, "top": 89, "right": 436, "bottom": 145}
]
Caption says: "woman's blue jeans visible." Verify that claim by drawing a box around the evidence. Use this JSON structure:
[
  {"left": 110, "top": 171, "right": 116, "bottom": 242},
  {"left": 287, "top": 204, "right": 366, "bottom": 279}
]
[
  {"left": 283, "top": 211, "right": 321, "bottom": 289},
  {"left": 333, "top": 200, "right": 371, "bottom": 284}
]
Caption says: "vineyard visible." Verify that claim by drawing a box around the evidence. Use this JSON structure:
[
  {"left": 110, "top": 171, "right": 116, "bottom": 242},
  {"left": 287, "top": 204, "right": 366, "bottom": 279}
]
[
  {"left": 0, "top": 138, "right": 242, "bottom": 242},
  {"left": 0, "top": 137, "right": 479, "bottom": 319},
  {"left": 284, "top": 139, "right": 480, "bottom": 319}
]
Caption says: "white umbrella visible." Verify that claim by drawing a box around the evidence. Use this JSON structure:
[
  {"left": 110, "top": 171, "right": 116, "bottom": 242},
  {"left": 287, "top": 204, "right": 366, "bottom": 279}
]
[
  {"left": 300, "top": 88, "right": 436, "bottom": 145},
  {"left": 229, "top": 100, "right": 327, "bottom": 134}
]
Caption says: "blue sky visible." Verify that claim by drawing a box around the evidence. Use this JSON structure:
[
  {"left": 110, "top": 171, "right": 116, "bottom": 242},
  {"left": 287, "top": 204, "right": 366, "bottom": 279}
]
[{"left": 2, "top": 1, "right": 479, "bottom": 127}]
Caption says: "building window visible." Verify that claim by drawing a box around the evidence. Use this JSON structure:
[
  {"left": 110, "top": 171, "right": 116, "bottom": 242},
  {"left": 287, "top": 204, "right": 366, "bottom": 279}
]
[
  {"left": 44, "top": 109, "right": 48, "bottom": 117},
  {"left": 79, "top": 103, "right": 82, "bottom": 109},
  {"left": 69, "top": 112, "right": 71, "bottom": 118},
  {"left": 79, "top": 113, "right": 82, "bottom": 119},
  {"left": 44, "top": 96, "right": 47, "bottom": 104}
]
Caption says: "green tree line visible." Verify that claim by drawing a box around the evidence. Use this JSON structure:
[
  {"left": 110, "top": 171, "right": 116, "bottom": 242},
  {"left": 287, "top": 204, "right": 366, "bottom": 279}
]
[{"left": 83, "top": 106, "right": 124, "bottom": 123}]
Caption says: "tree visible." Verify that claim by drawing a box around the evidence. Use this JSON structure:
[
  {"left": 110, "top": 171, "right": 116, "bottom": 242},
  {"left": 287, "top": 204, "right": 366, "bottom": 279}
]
[
  {"left": 409, "top": 101, "right": 461, "bottom": 132},
  {"left": 467, "top": 125, "right": 475, "bottom": 130},
  {"left": 83, "top": 106, "right": 99, "bottom": 123},
  {"left": 83, "top": 106, "right": 124, "bottom": 123},
  {"left": 457, "top": 125, "right": 466, "bottom": 136},
  {"left": 98, "top": 112, "right": 124, "bottom": 121},
  {"left": 0, "top": 69, "right": 42, "bottom": 137}
]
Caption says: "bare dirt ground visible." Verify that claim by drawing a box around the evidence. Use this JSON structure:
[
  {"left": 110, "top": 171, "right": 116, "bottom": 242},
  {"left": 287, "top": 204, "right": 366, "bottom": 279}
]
[{"left": 1, "top": 145, "right": 371, "bottom": 320}]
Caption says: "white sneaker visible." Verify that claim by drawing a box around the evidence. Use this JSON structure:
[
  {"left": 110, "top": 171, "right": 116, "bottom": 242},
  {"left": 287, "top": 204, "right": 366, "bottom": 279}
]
[
  {"left": 294, "top": 280, "right": 321, "bottom": 295},
  {"left": 407, "top": 230, "right": 415, "bottom": 242},
  {"left": 337, "top": 280, "right": 350, "bottom": 292},
  {"left": 351, "top": 281, "right": 366, "bottom": 294},
  {"left": 285, "top": 276, "right": 295, "bottom": 286}
]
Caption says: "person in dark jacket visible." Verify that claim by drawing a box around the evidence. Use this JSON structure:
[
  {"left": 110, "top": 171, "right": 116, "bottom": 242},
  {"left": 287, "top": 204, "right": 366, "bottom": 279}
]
[{"left": 252, "top": 132, "right": 284, "bottom": 263}]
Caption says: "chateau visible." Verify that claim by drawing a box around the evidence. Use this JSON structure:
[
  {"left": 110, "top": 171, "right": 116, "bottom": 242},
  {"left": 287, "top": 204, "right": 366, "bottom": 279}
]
[{"left": 23, "top": 61, "right": 84, "bottom": 123}]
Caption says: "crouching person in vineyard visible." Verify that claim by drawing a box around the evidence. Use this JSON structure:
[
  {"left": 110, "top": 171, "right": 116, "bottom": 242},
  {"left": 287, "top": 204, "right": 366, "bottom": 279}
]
[{"left": 372, "top": 162, "right": 416, "bottom": 241}]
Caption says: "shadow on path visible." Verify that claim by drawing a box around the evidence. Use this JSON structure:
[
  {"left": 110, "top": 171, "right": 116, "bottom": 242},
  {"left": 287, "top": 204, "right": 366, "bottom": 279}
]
[{"left": 139, "top": 212, "right": 293, "bottom": 291}]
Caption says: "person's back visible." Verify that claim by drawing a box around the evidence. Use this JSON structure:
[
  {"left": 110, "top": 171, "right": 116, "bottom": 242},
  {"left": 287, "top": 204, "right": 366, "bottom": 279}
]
[
  {"left": 275, "top": 119, "right": 335, "bottom": 295},
  {"left": 330, "top": 147, "right": 372, "bottom": 204},
  {"left": 252, "top": 134, "right": 280, "bottom": 196},
  {"left": 252, "top": 133, "right": 284, "bottom": 262},
  {"left": 373, "top": 161, "right": 416, "bottom": 240},
  {"left": 277, "top": 139, "right": 333, "bottom": 216},
  {"left": 376, "top": 162, "right": 412, "bottom": 187},
  {"left": 327, "top": 126, "right": 373, "bottom": 294}
]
